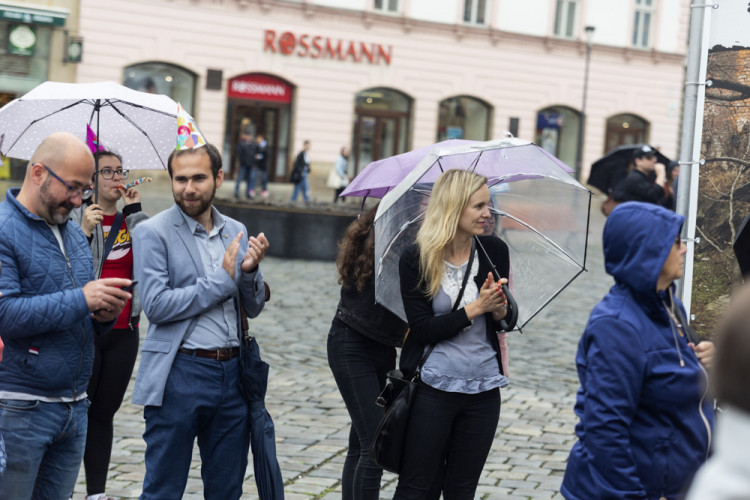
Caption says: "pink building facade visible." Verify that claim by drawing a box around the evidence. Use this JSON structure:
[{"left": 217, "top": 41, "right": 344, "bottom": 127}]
[{"left": 75, "top": 0, "right": 689, "bottom": 183}]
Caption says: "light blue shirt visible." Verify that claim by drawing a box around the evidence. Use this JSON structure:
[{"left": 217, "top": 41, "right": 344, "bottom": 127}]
[
  {"left": 179, "top": 207, "right": 238, "bottom": 349},
  {"left": 421, "top": 254, "right": 508, "bottom": 393}
]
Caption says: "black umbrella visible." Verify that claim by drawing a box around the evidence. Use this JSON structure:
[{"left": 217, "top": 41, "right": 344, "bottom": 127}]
[
  {"left": 587, "top": 144, "right": 671, "bottom": 194},
  {"left": 733, "top": 213, "right": 750, "bottom": 278}
]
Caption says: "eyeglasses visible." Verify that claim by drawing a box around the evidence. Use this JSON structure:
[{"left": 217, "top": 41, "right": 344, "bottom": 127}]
[
  {"left": 97, "top": 168, "right": 129, "bottom": 180},
  {"left": 40, "top": 163, "right": 93, "bottom": 198}
]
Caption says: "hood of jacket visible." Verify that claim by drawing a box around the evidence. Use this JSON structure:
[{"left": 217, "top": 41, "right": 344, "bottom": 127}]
[{"left": 603, "top": 201, "right": 683, "bottom": 311}]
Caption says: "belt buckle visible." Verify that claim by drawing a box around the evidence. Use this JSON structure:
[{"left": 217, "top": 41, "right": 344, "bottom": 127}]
[{"left": 216, "top": 349, "right": 222, "bottom": 361}]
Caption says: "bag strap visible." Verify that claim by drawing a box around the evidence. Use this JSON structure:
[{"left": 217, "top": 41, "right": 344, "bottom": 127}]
[
  {"left": 101, "top": 211, "right": 124, "bottom": 261},
  {"left": 414, "top": 239, "right": 476, "bottom": 379}
]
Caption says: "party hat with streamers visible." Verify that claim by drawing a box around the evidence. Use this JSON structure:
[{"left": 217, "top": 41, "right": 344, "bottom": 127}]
[
  {"left": 86, "top": 124, "right": 107, "bottom": 153},
  {"left": 176, "top": 103, "right": 206, "bottom": 150}
]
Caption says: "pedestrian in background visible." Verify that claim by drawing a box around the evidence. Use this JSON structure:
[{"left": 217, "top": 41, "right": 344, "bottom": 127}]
[
  {"left": 290, "top": 140, "right": 311, "bottom": 203},
  {"left": 0, "top": 132, "right": 131, "bottom": 499},
  {"left": 327, "top": 205, "right": 408, "bottom": 500},
  {"left": 132, "top": 141, "right": 270, "bottom": 499},
  {"left": 562, "top": 202, "right": 714, "bottom": 500},
  {"left": 234, "top": 132, "right": 256, "bottom": 200},
  {"left": 687, "top": 283, "right": 750, "bottom": 499},
  {"left": 252, "top": 132, "right": 269, "bottom": 201},
  {"left": 613, "top": 145, "right": 667, "bottom": 206},
  {"left": 395, "top": 169, "right": 513, "bottom": 498},
  {"left": 70, "top": 149, "right": 148, "bottom": 500},
  {"left": 333, "top": 146, "right": 350, "bottom": 203}
]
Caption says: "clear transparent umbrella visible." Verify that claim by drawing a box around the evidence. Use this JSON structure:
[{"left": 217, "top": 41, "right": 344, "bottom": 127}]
[{"left": 374, "top": 137, "right": 591, "bottom": 330}]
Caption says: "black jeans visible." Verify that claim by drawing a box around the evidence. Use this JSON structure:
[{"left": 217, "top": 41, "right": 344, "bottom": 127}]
[
  {"left": 394, "top": 383, "right": 501, "bottom": 500},
  {"left": 327, "top": 320, "right": 396, "bottom": 500},
  {"left": 83, "top": 327, "right": 139, "bottom": 495}
]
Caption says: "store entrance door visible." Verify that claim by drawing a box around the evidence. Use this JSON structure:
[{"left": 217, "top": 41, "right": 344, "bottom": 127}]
[
  {"left": 354, "top": 113, "right": 401, "bottom": 174},
  {"left": 228, "top": 104, "right": 282, "bottom": 181}
]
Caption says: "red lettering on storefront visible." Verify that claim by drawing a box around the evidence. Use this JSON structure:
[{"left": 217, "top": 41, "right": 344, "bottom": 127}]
[
  {"left": 228, "top": 74, "right": 292, "bottom": 103},
  {"left": 345, "top": 41, "right": 359, "bottom": 62},
  {"left": 377, "top": 45, "right": 392, "bottom": 65},
  {"left": 360, "top": 43, "right": 374, "bottom": 63},
  {"left": 298, "top": 34, "right": 310, "bottom": 57},
  {"left": 311, "top": 36, "right": 323, "bottom": 59},
  {"left": 262, "top": 29, "right": 391, "bottom": 65},
  {"left": 278, "top": 32, "right": 296, "bottom": 55},
  {"left": 264, "top": 30, "right": 277, "bottom": 53},
  {"left": 325, "top": 39, "right": 343, "bottom": 60}
]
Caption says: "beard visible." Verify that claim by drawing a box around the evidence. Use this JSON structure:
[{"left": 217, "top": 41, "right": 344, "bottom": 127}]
[
  {"left": 40, "top": 177, "right": 75, "bottom": 225},
  {"left": 175, "top": 185, "right": 217, "bottom": 219}
]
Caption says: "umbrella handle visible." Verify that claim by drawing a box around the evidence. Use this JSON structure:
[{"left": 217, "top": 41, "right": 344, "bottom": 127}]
[{"left": 498, "top": 283, "right": 518, "bottom": 332}]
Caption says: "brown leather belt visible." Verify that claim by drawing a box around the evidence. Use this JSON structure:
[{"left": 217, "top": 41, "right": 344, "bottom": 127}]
[{"left": 177, "top": 346, "right": 239, "bottom": 361}]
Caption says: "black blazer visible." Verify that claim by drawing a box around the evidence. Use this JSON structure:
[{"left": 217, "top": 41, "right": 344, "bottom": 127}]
[{"left": 398, "top": 235, "right": 512, "bottom": 378}]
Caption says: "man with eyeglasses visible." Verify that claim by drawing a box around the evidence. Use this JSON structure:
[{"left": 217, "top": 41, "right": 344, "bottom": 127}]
[
  {"left": 0, "top": 132, "right": 132, "bottom": 499},
  {"left": 613, "top": 145, "right": 669, "bottom": 206}
]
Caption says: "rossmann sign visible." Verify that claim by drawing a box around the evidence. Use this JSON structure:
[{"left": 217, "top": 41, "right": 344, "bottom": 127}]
[{"left": 263, "top": 30, "right": 392, "bottom": 65}]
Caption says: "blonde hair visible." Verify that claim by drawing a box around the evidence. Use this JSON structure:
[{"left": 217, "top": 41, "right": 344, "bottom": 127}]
[{"left": 416, "top": 169, "right": 488, "bottom": 298}]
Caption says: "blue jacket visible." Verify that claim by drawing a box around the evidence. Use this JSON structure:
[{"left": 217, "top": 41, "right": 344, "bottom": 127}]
[
  {"left": 562, "top": 202, "right": 714, "bottom": 500},
  {"left": 0, "top": 188, "right": 111, "bottom": 399}
]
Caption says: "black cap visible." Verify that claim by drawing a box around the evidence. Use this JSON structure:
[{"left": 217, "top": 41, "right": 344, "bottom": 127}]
[{"left": 632, "top": 145, "right": 656, "bottom": 161}]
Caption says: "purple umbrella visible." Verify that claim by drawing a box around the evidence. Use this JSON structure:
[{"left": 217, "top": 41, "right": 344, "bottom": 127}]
[{"left": 341, "top": 139, "right": 480, "bottom": 199}]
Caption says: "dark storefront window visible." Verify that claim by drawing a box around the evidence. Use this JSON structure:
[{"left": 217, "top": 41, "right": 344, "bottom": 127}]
[
  {"left": 535, "top": 105, "right": 580, "bottom": 170},
  {"left": 352, "top": 87, "right": 412, "bottom": 176},
  {"left": 437, "top": 95, "right": 491, "bottom": 142},
  {"left": 123, "top": 62, "right": 196, "bottom": 114},
  {"left": 605, "top": 113, "right": 648, "bottom": 152}
]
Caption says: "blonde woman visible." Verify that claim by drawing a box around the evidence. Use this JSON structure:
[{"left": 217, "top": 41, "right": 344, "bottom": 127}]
[{"left": 395, "top": 169, "right": 513, "bottom": 498}]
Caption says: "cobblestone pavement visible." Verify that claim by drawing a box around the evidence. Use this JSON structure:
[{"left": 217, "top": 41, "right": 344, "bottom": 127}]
[{"left": 2, "top": 173, "right": 613, "bottom": 499}]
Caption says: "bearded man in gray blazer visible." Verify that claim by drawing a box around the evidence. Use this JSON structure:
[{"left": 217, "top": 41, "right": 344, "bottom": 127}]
[{"left": 131, "top": 142, "right": 269, "bottom": 500}]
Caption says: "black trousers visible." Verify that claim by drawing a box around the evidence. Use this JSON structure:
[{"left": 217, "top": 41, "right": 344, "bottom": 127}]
[
  {"left": 328, "top": 321, "right": 396, "bottom": 500},
  {"left": 83, "top": 327, "right": 139, "bottom": 495},
  {"left": 394, "top": 383, "right": 501, "bottom": 500}
]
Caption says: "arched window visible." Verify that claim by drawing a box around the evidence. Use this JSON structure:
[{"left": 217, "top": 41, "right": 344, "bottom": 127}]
[
  {"left": 123, "top": 62, "right": 197, "bottom": 114},
  {"left": 437, "top": 96, "right": 491, "bottom": 142},
  {"left": 535, "top": 105, "right": 580, "bottom": 170},
  {"left": 604, "top": 113, "right": 649, "bottom": 152},
  {"left": 352, "top": 87, "right": 413, "bottom": 175}
]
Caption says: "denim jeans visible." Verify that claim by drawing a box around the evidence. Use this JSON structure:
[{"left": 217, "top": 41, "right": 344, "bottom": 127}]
[
  {"left": 394, "top": 383, "right": 500, "bottom": 499},
  {"left": 0, "top": 398, "right": 90, "bottom": 500},
  {"left": 234, "top": 163, "right": 252, "bottom": 198},
  {"left": 249, "top": 168, "right": 268, "bottom": 193},
  {"left": 290, "top": 171, "right": 311, "bottom": 202},
  {"left": 328, "top": 320, "right": 396, "bottom": 500},
  {"left": 140, "top": 352, "right": 250, "bottom": 500}
]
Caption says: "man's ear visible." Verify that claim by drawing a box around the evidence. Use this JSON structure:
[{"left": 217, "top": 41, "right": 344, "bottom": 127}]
[{"left": 29, "top": 163, "right": 46, "bottom": 186}]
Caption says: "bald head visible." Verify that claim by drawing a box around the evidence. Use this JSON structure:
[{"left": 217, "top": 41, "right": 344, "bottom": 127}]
[{"left": 16, "top": 132, "right": 96, "bottom": 224}]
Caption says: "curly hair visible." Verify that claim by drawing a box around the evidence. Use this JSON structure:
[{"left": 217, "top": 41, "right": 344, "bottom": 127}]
[{"left": 336, "top": 204, "right": 378, "bottom": 291}]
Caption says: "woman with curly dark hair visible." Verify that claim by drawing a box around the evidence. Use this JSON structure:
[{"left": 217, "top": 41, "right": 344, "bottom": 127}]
[{"left": 328, "top": 204, "right": 408, "bottom": 500}]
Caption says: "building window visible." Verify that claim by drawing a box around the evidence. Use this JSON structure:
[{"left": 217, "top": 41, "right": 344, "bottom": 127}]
[
  {"left": 632, "top": 0, "right": 654, "bottom": 48},
  {"left": 123, "top": 62, "right": 197, "bottom": 115},
  {"left": 553, "top": 0, "right": 578, "bottom": 38},
  {"left": 463, "top": 0, "right": 487, "bottom": 25},
  {"left": 437, "top": 96, "right": 491, "bottom": 142},
  {"left": 535, "top": 106, "right": 579, "bottom": 170},
  {"left": 604, "top": 113, "right": 649, "bottom": 153},
  {"left": 374, "top": 0, "right": 399, "bottom": 13}
]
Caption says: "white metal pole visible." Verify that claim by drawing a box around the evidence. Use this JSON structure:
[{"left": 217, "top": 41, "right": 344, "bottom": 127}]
[{"left": 675, "top": 2, "right": 716, "bottom": 317}]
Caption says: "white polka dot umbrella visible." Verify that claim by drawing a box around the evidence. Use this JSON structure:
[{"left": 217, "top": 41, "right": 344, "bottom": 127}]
[{"left": 0, "top": 81, "right": 179, "bottom": 171}]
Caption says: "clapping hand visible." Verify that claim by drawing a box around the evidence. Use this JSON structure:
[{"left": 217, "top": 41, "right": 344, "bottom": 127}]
[{"left": 222, "top": 232, "right": 270, "bottom": 279}]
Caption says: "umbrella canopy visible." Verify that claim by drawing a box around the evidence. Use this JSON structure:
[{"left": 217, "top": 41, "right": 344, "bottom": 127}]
[
  {"left": 587, "top": 143, "right": 671, "bottom": 194},
  {"left": 239, "top": 336, "right": 284, "bottom": 500},
  {"left": 0, "top": 81, "right": 178, "bottom": 170},
  {"left": 341, "top": 139, "right": 480, "bottom": 199},
  {"left": 733, "top": 212, "right": 750, "bottom": 278},
  {"left": 374, "top": 138, "right": 591, "bottom": 329}
]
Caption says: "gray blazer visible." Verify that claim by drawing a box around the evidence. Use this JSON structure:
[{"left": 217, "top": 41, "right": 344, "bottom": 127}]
[{"left": 130, "top": 204, "right": 266, "bottom": 407}]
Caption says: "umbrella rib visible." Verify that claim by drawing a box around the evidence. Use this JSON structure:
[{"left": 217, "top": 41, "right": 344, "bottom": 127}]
[
  {"left": 468, "top": 150, "right": 483, "bottom": 172},
  {"left": 377, "top": 212, "right": 426, "bottom": 276},
  {"left": 4, "top": 100, "right": 87, "bottom": 153},
  {"left": 496, "top": 210, "right": 584, "bottom": 268},
  {"left": 517, "top": 268, "right": 586, "bottom": 329},
  {"left": 105, "top": 99, "right": 173, "bottom": 168}
]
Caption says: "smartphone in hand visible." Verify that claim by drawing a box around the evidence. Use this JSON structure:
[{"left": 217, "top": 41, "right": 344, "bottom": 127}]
[{"left": 121, "top": 280, "right": 138, "bottom": 292}]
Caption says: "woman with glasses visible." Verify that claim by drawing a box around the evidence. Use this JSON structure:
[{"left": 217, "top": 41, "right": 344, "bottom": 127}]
[
  {"left": 561, "top": 202, "right": 715, "bottom": 500},
  {"left": 70, "top": 150, "right": 149, "bottom": 500}
]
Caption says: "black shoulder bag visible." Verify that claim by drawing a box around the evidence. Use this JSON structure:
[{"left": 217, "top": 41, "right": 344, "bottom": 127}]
[{"left": 369, "top": 242, "right": 476, "bottom": 474}]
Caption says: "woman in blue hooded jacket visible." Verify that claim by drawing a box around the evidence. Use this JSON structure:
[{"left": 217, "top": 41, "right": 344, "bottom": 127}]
[{"left": 562, "top": 202, "right": 715, "bottom": 500}]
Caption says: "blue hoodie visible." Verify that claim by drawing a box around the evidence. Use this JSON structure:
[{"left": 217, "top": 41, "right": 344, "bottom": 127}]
[{"left": 562, "top": 202, "right": 714, "bottom": 500}]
